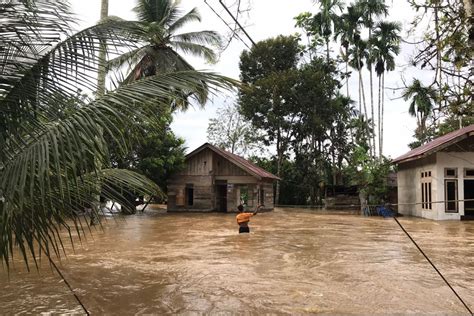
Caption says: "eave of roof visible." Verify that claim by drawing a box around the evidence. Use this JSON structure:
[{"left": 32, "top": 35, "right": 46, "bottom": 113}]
[
  {"left": 186, "top": 143, "right": 281, "bottom": 180},
  {"left": 392, "top": 124, "right": 474, "bottom": 164}
]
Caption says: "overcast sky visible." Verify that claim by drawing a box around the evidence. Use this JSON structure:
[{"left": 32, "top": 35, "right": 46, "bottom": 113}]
[{"left": 70, "top": 0, "right": 433, "bottom": 159}]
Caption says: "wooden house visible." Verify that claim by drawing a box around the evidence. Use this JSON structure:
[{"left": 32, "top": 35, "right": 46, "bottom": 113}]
[
  {"left": 167, "top": 143, "right": 280, "bottom": 212},
  {"left": 393, "top": 125, "right": 474, "bottom": 220}
]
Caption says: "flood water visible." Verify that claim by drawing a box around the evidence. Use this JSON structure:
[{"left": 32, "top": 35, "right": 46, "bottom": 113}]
[{"left": 1, "top": 207, "right": 473, "bottom": 314}]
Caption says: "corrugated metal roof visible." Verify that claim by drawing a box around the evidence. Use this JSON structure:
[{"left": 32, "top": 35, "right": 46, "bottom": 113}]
[
  {"left": 186, "top": 143, "right": 281, "bottom": 180},
  {"left": 392, "top": 124, "right": 474, "bottom": 164}
]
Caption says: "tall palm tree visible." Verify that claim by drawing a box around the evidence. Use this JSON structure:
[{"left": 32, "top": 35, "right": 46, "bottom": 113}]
[
  {"left": 402, "top": 79, "right": 437, "bottom": 143},
  {"left": 348, "top": 39, "right": 369, "bottom": 124},
  {"left": 334, "top": 4, "right": 363, "bottom": 97},
  {"left": 372, "top": 21, "right": 401, "bottom": 157},
  {"left": 311, "top": 0, "right": 345, "bottom": 63},
  {"left": 107, "top": 0, "right": 222, "bottom": 102},
  {"left": 356, "top": 0, "right": 388, "bottom": 156},
  {"left": 0, "top": 1, "right": 234, "bottom": 268},
  {"left": 97, "top": 0, "right": 109, "bottom": 96}
]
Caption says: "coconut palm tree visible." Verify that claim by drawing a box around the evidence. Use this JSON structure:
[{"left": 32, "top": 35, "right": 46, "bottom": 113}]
[
  {"left": 97, "top": 0, "right": 109, "bottom": 96},
  {"left": 402, "top": 79, "right": 437, "bottom": 143},
  {"left": 372, "top": 21, "right": 401, "bottom": 157},
  {"left": 106, "top": 0, "right": 222, "bottom": 99},
  {"left": 0, "top": 1, "right": 234, "bottom": 268}
]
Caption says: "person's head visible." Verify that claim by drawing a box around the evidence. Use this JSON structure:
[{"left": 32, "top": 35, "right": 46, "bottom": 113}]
[{"left": 237, "top": 204, "right": 244, "bottom": 212}]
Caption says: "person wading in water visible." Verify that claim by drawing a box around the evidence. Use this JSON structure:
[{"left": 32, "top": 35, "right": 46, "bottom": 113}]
[{"left": 236, "top": 204, "right": 263, "bottom": 234}]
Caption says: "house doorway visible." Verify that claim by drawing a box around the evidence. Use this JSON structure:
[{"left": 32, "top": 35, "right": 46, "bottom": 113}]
[
  {"left": 464, "top": 180, "right": 474, "bottom": 216},
  {"left": 216, "top": 183, "right": 228, "bottom": 212}
]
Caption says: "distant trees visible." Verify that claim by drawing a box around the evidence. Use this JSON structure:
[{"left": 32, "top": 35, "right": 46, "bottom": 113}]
[
  {"left": 207, "top": 103, "right": 263, "bottom": 156},
  {"left": 238, "top": 35, "right": 357, "bottom": 205},
  {"left": 407, "top": 0, "right": 473, "bottom": 142},
  {"left": 295, "top": 0, "right": 401, "bottom": 159},
  {"left": 239, "top": 35, "right": 301, "bottom": 204}
]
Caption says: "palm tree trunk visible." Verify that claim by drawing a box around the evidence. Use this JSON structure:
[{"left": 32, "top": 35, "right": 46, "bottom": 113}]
[
  {"left": 358, "top": 65, "right": 370, "bottom": 154},
  {"left": 380, "top": 72, "right": 385, "bottom": 157},
  {"left": 358, "top": 70, "right": 362, "bottom": 114},
  {"left": 377, "top": 74, "right": 382, "bottom": 158},
  {"left": 275, "top": 130, "right": 282, "bottom": 206},
  {"left": 97, "top": 0, "right": 109, "bottom": 97},
  {"left": 369, "top": 65, "right": 376, "bottom": 156},
  {"left": 326, "top": 39, "right": 330, "bottom": 63},
  {"left": 346, "top": 58, "right": 349, "bottom": 98}
]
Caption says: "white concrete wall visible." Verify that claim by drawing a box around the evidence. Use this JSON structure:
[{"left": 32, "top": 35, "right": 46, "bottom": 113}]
[
  {"left": 397, "top": 155, "right": 438, "bottom": 219},
  {"left": 436, "top": 151, "right": 474, "bottom": 219},
  {"left": 397, "top": 151, "right": 474, "bottom": 220}
]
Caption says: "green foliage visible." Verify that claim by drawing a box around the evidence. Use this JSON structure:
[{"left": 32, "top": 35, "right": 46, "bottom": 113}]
[
  {"left": 106, "top": 0, "right": 222, "bottom": 108},
  {"left": 109, "top": 104, "right": 186, "bottom": 192},
  {"left": 347, "top": 146, "right": 392, "bottom": 204},
  {"left": 0, "top": 1, "right": 235, "bottom": 267},
  {"left": 239, "top": 36, "right": 357, "bottom": 204},
  {"left": 250, "top": 157, "right": 310, "bottom": 205},
  {"left": 408, "top": 0, "right": 472, "bottom": 132},
  {"left": 207, "top": 102, "right": 263, "bottom": 156}
]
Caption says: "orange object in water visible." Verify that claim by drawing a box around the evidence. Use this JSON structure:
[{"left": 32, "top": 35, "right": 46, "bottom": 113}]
[{"left": 236, "top": 212, "right": 255, "bottom": 224}]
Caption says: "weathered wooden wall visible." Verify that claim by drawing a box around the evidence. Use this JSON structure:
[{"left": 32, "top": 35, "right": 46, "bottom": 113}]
[{"left": 167, "top": 147, "right": 276, "bottom": 212}]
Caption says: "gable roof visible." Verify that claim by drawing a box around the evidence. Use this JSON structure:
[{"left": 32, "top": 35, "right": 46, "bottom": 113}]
[
  {"left": 393, "top": 124, "right": 474, "bottom": 164},
  {"left": 186, "top": 143, "right": 280, "bottom": 180}
]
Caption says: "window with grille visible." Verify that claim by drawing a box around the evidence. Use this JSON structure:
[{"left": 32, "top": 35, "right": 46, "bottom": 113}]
[{"left": 421, "top": 171, "right": 432, "bottom": 210}]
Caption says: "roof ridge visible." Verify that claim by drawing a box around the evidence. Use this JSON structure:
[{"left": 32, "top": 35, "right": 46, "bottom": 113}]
[
  {"left": 393, "top": 124, "right": 474, "bottom": 163},
  {"left": 188, "top": 143, "right": 280, "bottom": 180}
]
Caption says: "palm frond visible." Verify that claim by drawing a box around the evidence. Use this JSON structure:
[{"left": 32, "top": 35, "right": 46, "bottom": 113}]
[
  {"left": 1, "top": 1, "right": 237, "bottom": 268},
  {"left": 171, "top": 41, "right": 218, "bottom": 63},
  {"left": 171, "top": 30, "right": 222, "bottom": 49},
  {"left": 169, "top": 7, "right": 201, "bottom": 33}
]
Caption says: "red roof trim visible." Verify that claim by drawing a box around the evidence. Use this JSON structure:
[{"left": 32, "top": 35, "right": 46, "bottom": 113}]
[
  {"left": 186, "top": 143, "right": 281, "bottom": 180},
  {"left": 393, "top": 124, "right": 474, "bottom": 164}
]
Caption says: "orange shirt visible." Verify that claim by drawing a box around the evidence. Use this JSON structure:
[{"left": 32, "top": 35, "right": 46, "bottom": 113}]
[{"left": 236, "top": 212, "right": 255, "bottom": 225}]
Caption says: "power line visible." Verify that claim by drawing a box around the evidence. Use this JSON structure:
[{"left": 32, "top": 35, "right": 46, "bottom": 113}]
[
  {"left": 393, "top": 217, "right": 473, "bottom": 316},
  {"left": 218, "top": 0, "right": 256, "bottom": 46},
  {"left": 203, "top": 0, "right": 251, "bottom": 50}
]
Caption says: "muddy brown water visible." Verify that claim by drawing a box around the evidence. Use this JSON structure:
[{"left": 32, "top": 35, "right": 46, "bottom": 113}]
[{"left": 1, "top": 207, "right": 473, "bottom": 314}]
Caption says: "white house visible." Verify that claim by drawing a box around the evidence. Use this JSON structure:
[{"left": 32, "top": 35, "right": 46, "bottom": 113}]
[{"left": 393, "top": 125, "right": 474, "bottom": 220}]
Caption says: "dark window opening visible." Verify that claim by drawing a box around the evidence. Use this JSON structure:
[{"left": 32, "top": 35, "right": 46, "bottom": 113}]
[
  {"left": 186, "top": 184, "right": 194, "bottom": 206},
  {"left": 445, "top": 168, "right": 457, "bottom": 178},
  {"left": 465, "top": 169, "right": 474, "bottom": 177},
  {"left": 445, "top": 180, "right": 458, "bottom": 212}
]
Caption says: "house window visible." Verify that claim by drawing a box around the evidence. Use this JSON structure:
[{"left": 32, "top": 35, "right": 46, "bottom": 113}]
[
  {"left": 421, "top": 171, "right": 432, "bottom": 210},
  {"left": 240, "top": 185, "right": 248, "bottom": 206},
  {"left": 444, "top": 168, "right": 457, "bottom": 178},
  {"left": 185, "top": 184, "right": 194, "bottom": 206},
  {"left": 445, "top": 179, "right": 458, "bottom": 213},
  {"left": 464, "top": 169, "right": 474, "bottom": 177}
]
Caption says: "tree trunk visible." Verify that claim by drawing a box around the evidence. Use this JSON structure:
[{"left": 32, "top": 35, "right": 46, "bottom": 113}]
[
  {"left": 377, "top": 75, "right": 382, "bottom": 158},
  {"left": 346, "top": 57, "right": 349, "bottom": 98},
  {"left": 368, "top": 29, "right": 376, "bottom": 157},
  {"left": 380, "top": 72, "right": 385, "bottom": 157},
  {"left": 326, "top": 39, "right": 330, "bottom": 64},
  {"left": 434, "top": 5, "right": 442, "bottom": 113},
  {"left": 97, "top": 0, "right": 109, "bottom": 97},
  {"left": 358, "top": 63, "right": 370, "bottom": 153},
  {"left": 275, "top": 131, "right": 282, "bottom": 206},
  {"left": 359, "top": 190, "right": 368, "bottom": 215}
]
